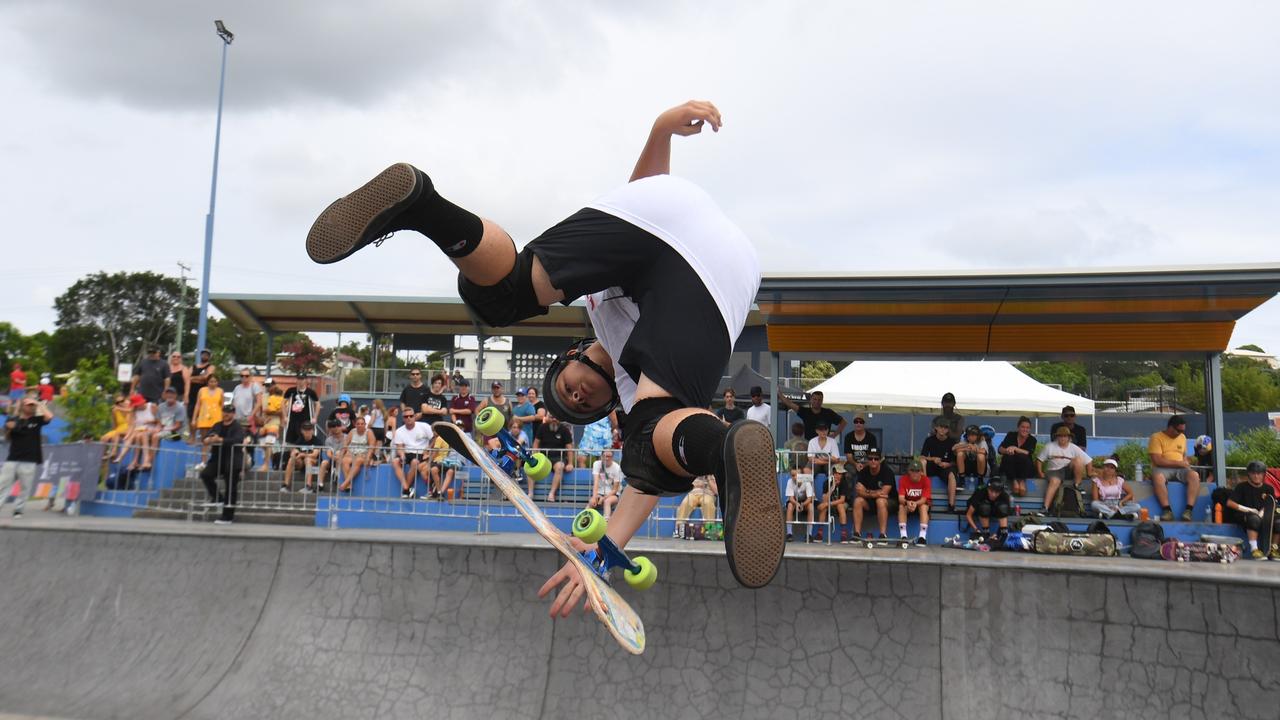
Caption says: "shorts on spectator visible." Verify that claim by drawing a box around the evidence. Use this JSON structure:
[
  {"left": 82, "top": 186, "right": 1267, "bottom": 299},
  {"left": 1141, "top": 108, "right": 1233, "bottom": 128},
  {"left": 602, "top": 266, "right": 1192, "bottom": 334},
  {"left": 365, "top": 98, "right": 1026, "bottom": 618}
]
[
  {"left": 1044, "top": 467, "right": 1075, "bottom": 484},
  {"left": 399, "top": 453, "right": 423, "bottom": 466},
  {"left": 1156, "top": 467, "right": 1192, "bottom": 483}
]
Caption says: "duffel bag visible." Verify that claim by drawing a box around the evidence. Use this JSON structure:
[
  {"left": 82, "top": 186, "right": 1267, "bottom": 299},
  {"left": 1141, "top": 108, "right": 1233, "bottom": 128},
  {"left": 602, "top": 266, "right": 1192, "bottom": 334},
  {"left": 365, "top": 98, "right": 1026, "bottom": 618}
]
[{"left": 1033, "top": 530, "right": 1118, "bottom": 557}]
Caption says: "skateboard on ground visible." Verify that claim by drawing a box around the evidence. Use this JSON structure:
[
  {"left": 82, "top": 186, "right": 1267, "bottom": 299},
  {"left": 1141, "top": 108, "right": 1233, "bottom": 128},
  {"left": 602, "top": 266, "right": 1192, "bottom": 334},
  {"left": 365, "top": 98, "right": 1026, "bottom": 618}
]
[
  {"left": 1160, "top": 539, "right": 1240, "bottom": 563},
  {"left": 857, "top": 536, "right": 915, "bottom": 549},
  {"left": 435, "top": 410, "right": 651, "bottom": 655},
  {"left": 1258, "top": 495, "right": 1276, "bottom": 556},
  {"left": 942, "top": 534, "right": 990, "bottom": 551}
]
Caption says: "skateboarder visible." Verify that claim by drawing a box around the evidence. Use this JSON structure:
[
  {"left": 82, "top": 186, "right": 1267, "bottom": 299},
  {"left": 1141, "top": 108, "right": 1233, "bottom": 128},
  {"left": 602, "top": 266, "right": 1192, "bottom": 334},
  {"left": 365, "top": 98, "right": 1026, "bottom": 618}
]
[
  {"left": 306, "top": 101, "right": 784, "bottom": 606},
  {"left": 1225, "top": 460, "right": 1279, "bottom": 559}
]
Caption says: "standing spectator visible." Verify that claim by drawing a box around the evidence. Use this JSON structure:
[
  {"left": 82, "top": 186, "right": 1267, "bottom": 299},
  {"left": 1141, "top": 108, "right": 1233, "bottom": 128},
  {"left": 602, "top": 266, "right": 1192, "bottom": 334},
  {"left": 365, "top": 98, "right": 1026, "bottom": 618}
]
[
  {"left": 781, "top": 390, "right": 846, "bottom": 440},
  {"left": 745, "top": 386, "right": 772, "bottom": 425},
  {"left": 852, "top": 450, "right": 898, "bottom": 539},
  {"left": 897, "top": 459, "right": 931, "bottom": 545},
  {"left": 257, "top": 381, "right": 285, "bottom": 445},
  {"left": 1036, "top": 426, "right": 1092, "bottom": 514},
  {"left": 716, "top": 389, "right": 745, "bottom": 423},
  {"left": 841, "top": 414, "right": 880, "bottom": 477},
  {"left": 282, "top": 423, "right": 324, "bottom": 493},
  {"left": 283, "top": 375, "right": 319, "bottom": 445},
  {"left": 997, "top": 416, "right": 1038, "bottom": 497},
  {"left": 383, "top": 406, "right": 401, "bottom": 460},
  {"left": 186, "top": 349, "right": 215, "bottom": 429},
  {"left": 326, "top": 394, "right": 357, "bottom": 435},
  {"left": 151, "top": 387, "right": 188, "bottom": 443},
  {"left": 7, "top": 362, "right": 26, "bottom": 406},
  {"left": 391, "top": 408, "right": 433, "bottom": 498},
  {"left": 200, "top": 407, "right": 248, "bottom": 525},
  {"left": 422, "top": 373, "right": 451, "bottom": 421},
  {"left": 368, "top": 398, "right": 388, "bottom": 451},
  {"left": 932, "top": 392, "right": 964, "bottom": 442},
  {"left": 1226, "top": 461, "right": 1280, "bottom": 559},
  {"left": 1091, "top": 458, "right": 1142, "bottom": 520},
  {"left": 533, "top": 413, "right": 574, "bottom": 502},
  {"left": 589, "top": 449, "right": 624, "bottom": 519},
  {"left": 1149, "top": 414, "right": 1202, "bottom": 521},
  {"left": 525, "top": 387, "right": 547, "bottom": 439},
  {"left": 478, "top": 381, "right": 513, "bottom": 422},
  {"left": 782, "top": 422, "right": 809, "bottom": 471},
  {"left": 450, "top": 378, "right": 480, "bottom": 434},
  {"left": 131, "top": 347, "right": 168, "bottom": 404},
  {"left": 1048, "top": 405, "right": 1088, "bottom": 450},
  {"left": 1193, "top": 435, "right": 1216, "bottom": 484},
  {"left": 163, "top": 350, "right": 189, "bottom": 405},
  {"left": 920, "top": 419, "right": 959, "bottom": 513},
  {"left": 399, "top": 368, "right": 431, "bottom": 418},
  {"left": 192, "top": 375, "right": 224, "bottom": 465},
  {"left": 674, "top": 475, "right": 718, "bottom": 538},
  {"left": 784, "top": 468, "right": 816, "bottom": 541},
  {"left": 0, "top": 396, "right": 52, "bottom": 517},
  {"left": 806, "top": 422, "right": 840, "bottom": 489},
  {"left": 963, "top": 479, "right": 1012, "bottom": 541},
  {"left": 231, "top": 369, "right": 263, "bottom": 431},
  {"left": 577, "top": 410, "right": 617, "bottom": 468},
  {"left": 37, "top": 376, "right": 54, "bottom": 403},
  {"left": 511, "top": 388, "right": 538, "bottom": 444}
]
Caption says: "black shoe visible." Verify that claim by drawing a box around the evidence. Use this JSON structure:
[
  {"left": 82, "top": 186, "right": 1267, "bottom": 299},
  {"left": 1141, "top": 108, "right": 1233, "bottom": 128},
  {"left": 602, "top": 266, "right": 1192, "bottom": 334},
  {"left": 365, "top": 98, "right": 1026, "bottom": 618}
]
[
  {"left": 306, "top": 163, "right": 425, "bottom": 264},
  {"left": 878, "top": 533, "right": 887, "bottom": 540},
  {"left": 718, "top": 422, "right": 785, "bottom": 589}
]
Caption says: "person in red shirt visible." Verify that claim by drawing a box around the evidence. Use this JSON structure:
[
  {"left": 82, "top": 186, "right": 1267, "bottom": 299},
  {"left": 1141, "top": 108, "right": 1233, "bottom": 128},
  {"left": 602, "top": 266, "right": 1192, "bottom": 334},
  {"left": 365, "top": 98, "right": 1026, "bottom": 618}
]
[
  {"left": 37, "top": 377, "right": 54, "bottom": 403},
  {"left": 8, "top": 362, "right": 27, "bottom": 405},
  {"left": 449, "top": 378, "right": 480, "bottom": 435},
  {"left": 897, "top": 458, "right": 932, "bottom": 546}
]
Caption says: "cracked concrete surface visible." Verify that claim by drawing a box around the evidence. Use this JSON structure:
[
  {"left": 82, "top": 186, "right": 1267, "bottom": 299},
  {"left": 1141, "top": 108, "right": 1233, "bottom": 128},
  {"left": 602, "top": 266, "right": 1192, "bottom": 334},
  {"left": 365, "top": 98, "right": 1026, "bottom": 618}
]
[{"left": 0, "top": 526, "right": 1275, "bottom": 719}]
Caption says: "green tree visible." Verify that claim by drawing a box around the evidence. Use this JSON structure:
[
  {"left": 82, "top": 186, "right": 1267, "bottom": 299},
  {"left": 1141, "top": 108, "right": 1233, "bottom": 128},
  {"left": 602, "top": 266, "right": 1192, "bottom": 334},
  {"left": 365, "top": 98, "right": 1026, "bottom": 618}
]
[
  {"left": 799, "top": 360, "right": 837, "bottom": 390},
  {"left": 54, "top": 271, "right": 196, "bottom": 368},
  {"left": 61, "top": 356, "right": 121, "bottom": 441},
  {"left": 1224, "top": 427, "right": 1280, "bottom": 472},
  {"left": 48, "top": 326, "right": 108, "bottom": 374},
  {"left": 1236, "top": 344, "right": 1265, "bottom": 353},
  {"left": 1015, "top": 362, "right": 1090, "bottom": 395},
  {"left": 0, "top": 322, "right": 50, "bottom": 377}
]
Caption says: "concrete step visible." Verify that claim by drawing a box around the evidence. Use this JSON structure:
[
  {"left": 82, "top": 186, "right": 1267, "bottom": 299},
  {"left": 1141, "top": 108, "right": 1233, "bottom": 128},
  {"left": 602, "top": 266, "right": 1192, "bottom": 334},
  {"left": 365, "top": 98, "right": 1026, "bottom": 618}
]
[{"left": 132, "top": 507, "right": 316, "bottom": 526}]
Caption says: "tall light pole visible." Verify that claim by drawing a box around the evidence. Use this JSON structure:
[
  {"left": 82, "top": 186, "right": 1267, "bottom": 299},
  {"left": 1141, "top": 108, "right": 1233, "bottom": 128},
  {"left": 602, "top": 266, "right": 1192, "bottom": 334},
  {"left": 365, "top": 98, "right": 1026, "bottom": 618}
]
[{"left": 196, "top": 20, "right": 234, "bottom": 355}]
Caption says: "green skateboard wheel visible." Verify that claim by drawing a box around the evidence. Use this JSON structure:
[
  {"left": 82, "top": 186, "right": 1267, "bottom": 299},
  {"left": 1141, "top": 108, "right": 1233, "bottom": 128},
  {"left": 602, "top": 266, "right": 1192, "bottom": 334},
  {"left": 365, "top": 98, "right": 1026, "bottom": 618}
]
[
  {"left": 573, "top": 508, "right": 607, "bottom": 544},
  {"left": 475, "top": 406, "right": 506, "bottom": 436},
  {"left": 525, "top": 452, "right": 552, "bottom": 482},
  {"left": 624, "top": 556, "right": 657, "bottom": 590}
]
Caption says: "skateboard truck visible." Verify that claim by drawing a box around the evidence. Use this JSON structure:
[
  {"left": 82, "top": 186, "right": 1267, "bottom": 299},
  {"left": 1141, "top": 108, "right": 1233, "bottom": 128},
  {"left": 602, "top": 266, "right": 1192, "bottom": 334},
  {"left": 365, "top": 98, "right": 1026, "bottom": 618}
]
[
  {"left": 474, "top": 406, "right": 552, "bottom": 482},
  {"left": 573, "top": 509, "right": 658, "bottom": 590}
]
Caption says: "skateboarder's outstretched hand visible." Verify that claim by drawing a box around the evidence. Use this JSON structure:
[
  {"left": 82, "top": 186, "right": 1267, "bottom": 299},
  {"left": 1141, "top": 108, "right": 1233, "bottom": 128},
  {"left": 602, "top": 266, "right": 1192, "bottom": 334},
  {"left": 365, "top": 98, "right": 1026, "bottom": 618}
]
[
  {"left": 654, "top": 100, "right": 722, "bottom": 136},
  {"left": 537, "top": 536, "right": 595, "bottom": 619}
]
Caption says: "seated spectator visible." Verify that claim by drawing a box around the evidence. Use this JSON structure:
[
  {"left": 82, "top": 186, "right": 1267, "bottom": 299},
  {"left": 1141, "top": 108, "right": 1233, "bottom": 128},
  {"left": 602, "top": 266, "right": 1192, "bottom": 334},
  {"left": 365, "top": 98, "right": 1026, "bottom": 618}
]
[
  {"left": 1037, "top": 426, "right": 1091, "bottom": 514},
  {"left": 100, "top": 394, "right": 132, "bottom": 460},
  {"left": 326, "top": 394, "right": 357, "bottom": 436},
  {"left": 897, "top": 458, "right": 931, "bottom": 545},
  {"left": 338, "top": 415, "right": 375, "bottom": 493},
  {"left": 807, "top": 422, "right": 840, "bottom": 488},
  {"left": 783, "top": 422, "right": 809, "bottom": 471},
  {"left": 120, "top": 394, "right": 159, "bottom": 471},
  {"left": 817, "top": 465, "right": 852, "bottom": 543},
  {"left": 1192, "top": 434, "right": 1216, "bottom": 485},
  {"left": 257, "top": 381, "right": 285, "bottom": 450},
  {"left": 1226, "top": 461, "right": 1280, "bottom": 560},
  {"left": 920, "top": 419, "right": 959, "bottom": 513},
  {"left": 1049, "top": 405, "right": 1088, "bottom": 450},
  {"left": 1091, "top": 457, "right": 1141, "bottom": 520},
  {"left": 392, "top": 409, "right": 433, "bottom": 499},
  {"left": 841, "top": 414, "right": 879, "bottom": 476},
  {"left": 589, "top": 449, "right": 625, "bottom": 519},
  {"left": 577, "top": 411, "right": 617, "bottom": 469},
  {"left": 997, "top": 416, "right": 1037, "bottom": 497},
  {"left": 533, "top": 413, "right": 574, "bottom": 502},
  {"left": 1149, "top": 414, "right": 1201, "bottom": 521},
  {"left": 282, "top": 422, "right": 324, "bottom": 493},
  {"left": 964, "top": 479, "right": 1012, "bottom": 542},
  {"left": 953, "top": 424, "right": 989, "bottom": 486},
  {"left": 674, "top": 475, "right": 718, "bottom": 538},
  {"left": 510, "top": 388, "right": 538, "bottom": 444},
  {"left": 426, "top": 432, "right": 462, "bottom": 500},
  {"left": 853, "top": 450, "right": 898, "bottom": 539},
  {"left": 151, "top": 387, "right": 188, "bottom": 443},
  {"left": 715, "top": 388, "right": 746, "bottom": 423},
  {"left": 316, "top": 419, "right": 348, "bottom": 490},
  {"left": 784, "top": 468, "right": 816, "bottom": 541}
]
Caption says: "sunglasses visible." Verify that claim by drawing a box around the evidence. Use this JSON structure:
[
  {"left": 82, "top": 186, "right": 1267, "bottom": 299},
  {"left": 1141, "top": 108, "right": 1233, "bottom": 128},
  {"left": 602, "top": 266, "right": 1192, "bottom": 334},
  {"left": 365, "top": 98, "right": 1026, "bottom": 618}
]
[{"left": 853, "top": 419, "right": 865, "bottom": 424}]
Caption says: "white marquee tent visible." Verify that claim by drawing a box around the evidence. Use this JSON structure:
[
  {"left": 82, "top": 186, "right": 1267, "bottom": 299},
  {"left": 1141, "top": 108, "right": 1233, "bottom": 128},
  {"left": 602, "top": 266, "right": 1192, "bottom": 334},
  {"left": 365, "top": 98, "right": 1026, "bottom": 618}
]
[{"left": 810, "top": 361, "right": 1095, "bottom": 417}]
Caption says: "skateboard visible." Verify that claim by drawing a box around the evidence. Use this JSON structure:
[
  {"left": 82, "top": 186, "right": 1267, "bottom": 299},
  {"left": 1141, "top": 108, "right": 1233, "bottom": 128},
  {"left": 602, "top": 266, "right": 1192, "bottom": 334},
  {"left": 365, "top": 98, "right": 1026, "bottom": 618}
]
[
  {"left": 856, "top": 536, "right": 914, "bottom": 549},
  {"left": 435, "top": 412, "right": 649, "bottom": 655},
  {"left": 1160, "top": 539, "right": 1240, "bottom": 563},
  {"left": 942, "top": 534, "right": 990, "bottom": 551},
  {"left": 1258, "top": 495, "right": 1276, "bottom": 556}
]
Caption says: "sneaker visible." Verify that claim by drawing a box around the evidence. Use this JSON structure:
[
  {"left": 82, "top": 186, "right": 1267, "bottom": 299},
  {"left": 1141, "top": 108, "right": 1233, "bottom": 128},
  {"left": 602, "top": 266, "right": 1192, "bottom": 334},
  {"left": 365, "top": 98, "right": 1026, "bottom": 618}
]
[
  {"left": 1160, "top": 508, "right": 1174, "bottom": 522},
  {"left": 814, "top": 528, "right": 824, "bottom": 541},
  {"left": 213, "top": 519, "right": 233, "bottom": 526},
  {"left": 786, "top": 533, "right": 794, "bottom": 542},
  {"left": 408, "top": 487, "right": 417, "bottom": 500},
  {"left": 11, "top": 511, "right": 23, "bottom": 519},
  {"left": 279, "top": 485, "right": 290, "bottom": 493},
  {"left": 193, "top": 462, "right": 206, "bottom": 471},
  {"left": 840, "top": 530, "right": 849, "bottom": 543},
  {"left": 300, "top": 487, "right": 313, "bottom": 495},
  {"left": 914, "top": 536, "right": 927, "bottom": 547},
  {"left": 1252, "top": 548, "right": 1266, "bottom": 560},
  {"left": 1180, "top": 508, "right": 1193, "bottom": 522},
  {"left": 401, "top": 489, "right": 410, "bottom": 499},
  {"left": 718, "top": 422, "right": 785, "bottom": 589},
  {"left": 1270, "top": 547, "right": 1280, "bottom": 561},
  {"left": 306, "top": 163, "right": 425, "bottom": 264},
  {"left": 878, "top": 533, "right": 888, "bottom": 540}
]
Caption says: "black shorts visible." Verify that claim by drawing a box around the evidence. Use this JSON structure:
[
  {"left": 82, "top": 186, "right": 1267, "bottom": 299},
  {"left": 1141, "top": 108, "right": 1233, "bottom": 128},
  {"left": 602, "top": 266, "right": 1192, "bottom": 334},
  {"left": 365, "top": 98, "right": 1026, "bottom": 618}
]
[
  {"left": 400, "top": 453, "right": 423, "bottom": 466},
  {"left": 524, "top": 209, "right": 730, "bottom": 409}
]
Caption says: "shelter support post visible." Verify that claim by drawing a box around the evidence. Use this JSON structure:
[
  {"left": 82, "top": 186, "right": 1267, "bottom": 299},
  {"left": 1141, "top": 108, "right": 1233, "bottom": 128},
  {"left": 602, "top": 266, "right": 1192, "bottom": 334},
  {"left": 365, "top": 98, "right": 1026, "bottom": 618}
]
[
  {"left": 770, "top": 352, "right": 781, "bottom": 443},
  {"left": 370, "top": 333, "right": 379, "bottom": 393},
  {"left": 1205, "top": 352, "right": 1226, "bottom": 484},
  {"left": 476, "top": 330, "right": 486, "bottom": 386},
  {"left": 264, "top": 331, "right": 275, "bottom": 380}
]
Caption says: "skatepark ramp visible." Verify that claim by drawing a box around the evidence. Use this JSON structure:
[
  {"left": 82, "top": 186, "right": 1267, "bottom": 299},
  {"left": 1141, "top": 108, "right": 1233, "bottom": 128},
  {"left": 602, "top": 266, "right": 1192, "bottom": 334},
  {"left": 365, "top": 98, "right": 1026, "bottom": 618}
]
[{"left": 1, "top": 519, "right": 1278, "bottom": 720}]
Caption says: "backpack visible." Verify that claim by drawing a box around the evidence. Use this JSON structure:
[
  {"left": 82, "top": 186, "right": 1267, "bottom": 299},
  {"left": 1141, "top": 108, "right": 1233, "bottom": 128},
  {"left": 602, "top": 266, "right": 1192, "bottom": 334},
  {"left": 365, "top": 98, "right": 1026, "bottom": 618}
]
[
  {"left": 1052, "top": 483, "right": 1087, "bottom": 518},
  {"left": 1130, "top": 521, "right": 1165, "bottom": 560},
  {"left": 1086, "top": 520, "right": 1112, "bottom": 535}
]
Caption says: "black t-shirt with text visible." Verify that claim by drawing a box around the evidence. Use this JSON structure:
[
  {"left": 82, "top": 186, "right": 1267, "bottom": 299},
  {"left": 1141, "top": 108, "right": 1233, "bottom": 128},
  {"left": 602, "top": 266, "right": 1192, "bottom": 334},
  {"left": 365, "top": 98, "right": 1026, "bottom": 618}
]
[
  {"left": 284, "top": 388, "right": 318, "bottom": 426},
  {"left": 842, "top": 431, "right": 880, "bottom": 464},
  {"left": 796, "top": 407, "right": 843, "bottom": 440},
  {"left": 535, "top": 422, "right": 574, "bottom": 451},
  {"left": 5, "top": 415, "right": 48, "bottom": 463},
  {"left": 328, "top": 406, "right": 356, "bottom": 433}
]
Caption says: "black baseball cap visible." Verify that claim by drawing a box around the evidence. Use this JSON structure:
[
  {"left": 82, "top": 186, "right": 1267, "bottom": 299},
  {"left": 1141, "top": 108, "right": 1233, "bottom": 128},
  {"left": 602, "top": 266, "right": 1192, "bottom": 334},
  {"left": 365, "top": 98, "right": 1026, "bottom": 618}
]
[
  {"left": 750, "top": 386, "right": 763, "bottom": 396},
  {"left": 942, "top": 392, "right": 956, "bottom": 403}
]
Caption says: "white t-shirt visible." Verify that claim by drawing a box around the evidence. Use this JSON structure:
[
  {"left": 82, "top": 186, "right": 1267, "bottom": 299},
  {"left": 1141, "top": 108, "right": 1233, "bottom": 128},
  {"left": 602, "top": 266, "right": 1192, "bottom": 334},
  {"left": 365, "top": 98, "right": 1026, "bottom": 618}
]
[
  {"left": 1037, "top": 441, "right": 1091, "bottom": 472},
  {"left": 393, "top": 423, "right": 434, "bottom": 453},
  {"left": 785, "top": 474, "right": 815, "bottom": 500},
  {"left": 807, "top": 436, "right": 840, "bottom": 465},
  {"left": 231, "top": 382, "right": 262, "bottom": 421},
  {"left": 746, "top": 402, "right": 772, "bottom": 425},
  {"left": 585, "top": 175, "right": 760, "bottom": 412},
  {"left": 592, "top": 460, "right": 624, "bottom": 496}
]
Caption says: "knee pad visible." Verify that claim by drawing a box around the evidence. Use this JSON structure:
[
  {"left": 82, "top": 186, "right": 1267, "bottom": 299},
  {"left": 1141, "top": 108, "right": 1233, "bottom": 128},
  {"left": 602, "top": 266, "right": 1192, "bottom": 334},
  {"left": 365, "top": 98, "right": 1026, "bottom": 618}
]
[
  {"left": 621, "top": 397, "right": 694, "bottom": 497},
  {"left": 457, "top": 246, "right": 548, "bottom": 327},
  {"left": 670, "top": 413, "right": 728, "bottom": 477},
  {"left": 993, "top": 502, "right": 1011, "bottom": 519},
  {"left": 1244, "top": 512, "right": 1261, "bottom": 531}
]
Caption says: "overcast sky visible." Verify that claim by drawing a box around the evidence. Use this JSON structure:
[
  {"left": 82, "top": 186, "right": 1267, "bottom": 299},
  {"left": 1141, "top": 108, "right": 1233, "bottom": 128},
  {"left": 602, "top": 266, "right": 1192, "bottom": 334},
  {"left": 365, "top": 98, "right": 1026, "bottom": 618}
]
[{"left": 3, "top": 1, "right": 1279, "bottom": 353}]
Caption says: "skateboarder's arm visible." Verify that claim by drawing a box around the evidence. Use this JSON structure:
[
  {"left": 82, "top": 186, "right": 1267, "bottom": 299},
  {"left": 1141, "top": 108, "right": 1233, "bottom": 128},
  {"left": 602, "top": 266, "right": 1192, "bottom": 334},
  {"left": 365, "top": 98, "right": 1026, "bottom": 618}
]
[{"left": 629, "top": 100, "right": 722, "bottom": 182}]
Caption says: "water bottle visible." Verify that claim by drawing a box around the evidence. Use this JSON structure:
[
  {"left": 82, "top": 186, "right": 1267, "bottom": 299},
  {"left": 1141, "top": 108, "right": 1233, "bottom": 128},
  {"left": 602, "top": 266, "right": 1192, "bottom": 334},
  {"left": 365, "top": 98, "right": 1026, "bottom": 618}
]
[
  {"left": 1134, "top": 463, "right": 1143, "bottom": 483},
  {"left": 328, "top": 511, "right": 338, "bottom": 530}
]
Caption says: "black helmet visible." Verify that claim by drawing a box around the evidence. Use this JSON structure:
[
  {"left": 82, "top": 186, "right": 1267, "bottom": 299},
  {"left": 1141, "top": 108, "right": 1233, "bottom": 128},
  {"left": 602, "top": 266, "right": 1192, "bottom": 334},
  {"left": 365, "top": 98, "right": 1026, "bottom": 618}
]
[
  {"left": 964, "top": 424, "right": 981, "bottom": 438},
  {"left": 541, "top": 338, "right": 619, "bottom": 425},
  {"left": 1247, "top": 460, "right": 1268, "bottom": 475}
]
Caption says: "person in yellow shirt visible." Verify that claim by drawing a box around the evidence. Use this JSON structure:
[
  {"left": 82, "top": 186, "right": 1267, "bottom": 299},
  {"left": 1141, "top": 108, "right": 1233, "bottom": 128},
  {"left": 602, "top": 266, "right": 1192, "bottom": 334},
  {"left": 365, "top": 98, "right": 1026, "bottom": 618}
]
[
  {"left": 1148, "top": 414, "right": 1201, "bottom": 521},
  {"left": 99, "top": 394, "right": 132, "bottom": 461},
  {"left": 193, "top": 375, "right": 225, "bottom": 466}
]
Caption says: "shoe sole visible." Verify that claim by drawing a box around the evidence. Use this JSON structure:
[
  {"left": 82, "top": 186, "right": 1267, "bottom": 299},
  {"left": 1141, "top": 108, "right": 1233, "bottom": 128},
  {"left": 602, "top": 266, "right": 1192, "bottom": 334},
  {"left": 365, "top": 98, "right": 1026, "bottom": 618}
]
[
  {"left": 306, "top": 163, "right": 421, "bottom": 264},
  {"left": 722, "top": 422, "right": 785, "bottom": 588}
]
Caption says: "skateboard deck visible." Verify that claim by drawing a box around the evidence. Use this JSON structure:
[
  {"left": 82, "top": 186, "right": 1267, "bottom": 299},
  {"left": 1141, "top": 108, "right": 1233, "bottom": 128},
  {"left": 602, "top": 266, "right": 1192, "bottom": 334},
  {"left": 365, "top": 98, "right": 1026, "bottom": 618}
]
[
  {"left": 858, "top": 536, "right": 914, "bottom": 549},
  {"left": 1259, "top": 495, "right": 1276, "bottom": 555},
  {"left": 433, "top": 421, "right": 646, "bottom": 655},
  {"left": 1160, "top": 539, "right": 1241, "bottom": 563},
  {"left": 942, "top": 534, "right": 990, "bottom": 551}
]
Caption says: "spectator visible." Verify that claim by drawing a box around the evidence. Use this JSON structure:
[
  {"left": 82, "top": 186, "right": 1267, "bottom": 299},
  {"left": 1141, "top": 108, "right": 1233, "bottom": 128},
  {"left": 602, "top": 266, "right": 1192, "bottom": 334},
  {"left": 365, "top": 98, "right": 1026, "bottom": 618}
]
[
  {"left": 1150, "top": 414, "right": 1201, "bottom": 522},
  {"left": 450, "top": 370, "right": 465, "bottom": 393},
  {"left": 478, "top": 381, "right": 513, "bottom": 422},
  {"left": 964, "top": 479, "right": 1012, "bottom": 541},
  {"left": 1226, "top": 461, "right": 1280, "bottom": 560},
  {"left": 281, "top": 422, "right": 324, "bottom": 493},
  {"left": 1037, "top": 426, "right": 1092, "bottom": 514},
  {"left": 152, "top": 387, "right": 188, "bottom": 443},
  {"left": 782, "top": 421, "right": 809, "bottom": 471},
  {"left": 450, "top": 378, "right": 480, "bottom": 435},
  {"left": 781, "top": 390, "right": 846, "bottom": 440},
  {"left": 131, "top": 347, "right": 168, "bottom": 404},
  {"left": 675, "top": 475, "right": 718, "bottom": 538},
  {"left": 0, "top": 396, "right": 52, "bottom": 518},
  {"left": 1193, "top": 435, "right": 1216, "bottom": 484},
  {"left": 807, "top": 421, "right": 840, "bottom": 489},
  {"left": 784, "top": 468, "right": 816, "bottom": 541},
  {"left": 841, "top": 414, "right": 879, "bottom": 476},
  {"left": 7, "top": 361, "right": 26, "bottom": 406},
  {"left": 953, "top": 424, "right": 989, "bottom": 486},
  {"left": 524, "top": 387, "right": 548, "bottom": 439},
  {"left": 200, "top": 407, "right": 248, "bottom": 525},
  {"left": 920, "top": 418, "right": 959, "bottom": 513},
  {"left": 368, "top": 398, "right": 388, "bottom": 453},
  {"left": 427, "top": 433, "right": 463, "bottom": 499},
  {"left": 997, "top": 416, "right": 1038, "bottom": 497},
  {"left": 716, "top": 389, "right": 745, "bottom": 423},
  {"left": 1091, "top": 458, "right": 1141, "bottom": 520},
  {"left": 317, "top": 420, "right": 346, "bottom": 490},
  {"left": 282, "top": 375, "right": 319, "bottom": 445},
  {"left": 577, "top": 410, "right": 617, "bottom": 469},
  {"left": 745, "top": 386, "right": 772, "bottom": 425},
  {"left": 326, "top": 394, "right": 357, "bottom": 435},
  {"left": 589, "top": 449, "right": 624, "bottom": 519},
  {"left": 192, "top": 375, "right": 224, "bottom": 465},
  {"left": 399, "top": 368, "right": 431, "bottom": 418},
  {"left": 511, "top": 388, "right": 538, "bottom": 444},
  {"left": 100, "top": 394, "right": 132, "bottom": 460},
  {"left": 186, "top": 349, "right": 215, "bottom": 429},
  {"left": 1049, "top": 405, "right": 1088, "bottom": 450},
  {"left": 816, "top": 464, "right": 852, "bottom": 542},
  {"left": 163, "top": 350, "right": 189, "bottom": 405},
  {"left": 391, "top": 408, "right": 433, "bottom": 499},
  {"left": 231, "top": 369, "right": 263, "bottom": 431},
  {"left": 37, "top": 376, "right": 54, "bottom": 403},
  {"left": 853, "top": 450, "right": 897, "bottom": 539},
  {"left": 120, "top": 394, "right": 158, "bottom": 470},
  {"left": 533, "top": 413, "right": 574, "bottom": 501},
  {"left": 257, "top": 381, "right": 285, "bottom": 447},
  {"left": 338, "top": 415, "right": 375, "bottom": 493},
  {"left": 933, "top": 392, "right": 964, "bottom": 442},
  {"left": 897, "top": 458, "right": 931, "bottom": 546},
  {"left": 383, "top": 405, "right": 401, "bottom": 460}
]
